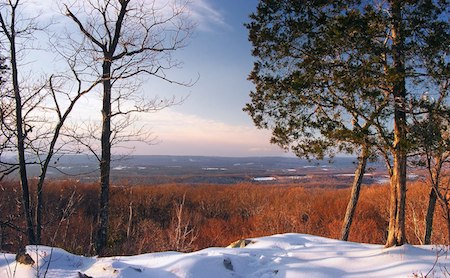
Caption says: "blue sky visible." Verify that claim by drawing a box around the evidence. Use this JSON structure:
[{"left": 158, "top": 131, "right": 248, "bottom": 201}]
[
  {"left": 137, "top": 0, "right": 289, "bottom": 156},
  {"left": 18, "top": 0, "right": 289, "bottom": 157}
]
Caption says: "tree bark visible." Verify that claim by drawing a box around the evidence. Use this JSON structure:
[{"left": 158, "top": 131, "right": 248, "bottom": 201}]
[
  {"left": 423, "top": 155, "right": 443, "bottom": 245},
  {"left": 96, "top": 60, "right": 112, "bottom": 254},
  {"left": 3, "top": 6, "right": 36, "bottom": 244},
  {"left": 385, "top": 0, "right": 407, "bottom": 247},
  {"left": 424, "top": 187, "right": 437, "bottom": 245},
  {"left": 340, "top": 144, "right": 369, "bottom": 241},
  {"left": 36, "top": 121, "right": 65, "bottom": 243},
  {"left": 446, "top": 209, "right": 450, "bottom": 246},
  {"left": 35, "top": 78, "right": 91, "bottom": 243}
]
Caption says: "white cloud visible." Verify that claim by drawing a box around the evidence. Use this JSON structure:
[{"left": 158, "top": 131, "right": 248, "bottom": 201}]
[
  {"left": 97, "top": 0, "right": 229, "bottom": 32},
  {"left": 187, "top": 0, "right": 229, "bottom": 31},
  {"left": 137, "top": 109, "right": 285, "bottom": 156},
  {"left": 149, "top": 109, "right": 260, "bottom": 143},
  {"left": 11, "top": 0, "right": 228, "bottom": 34}
]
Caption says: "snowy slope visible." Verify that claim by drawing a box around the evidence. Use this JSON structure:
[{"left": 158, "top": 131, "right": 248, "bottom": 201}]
[{"left": 1, "top": 233, "right": 448, "bottom": 278}]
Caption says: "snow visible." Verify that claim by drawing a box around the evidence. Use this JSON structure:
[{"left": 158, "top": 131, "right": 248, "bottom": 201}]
[
  {"left": 282, "top": 176, "right": 307, "bottom": 180},
  {"left": 407, "top": 174, "right": 420, "bottom": 180},
  {"left": 1, "top": 233, "right": 448, "bottom": 278},
  {"left": 252, "top": 177, "right": 277, "bottom": 181},
  {"left": 202, "top": 168, "right": 228, "bottom": 171},
  {"left": 335, "top": 173, "right": 375, "bottom": 177}
]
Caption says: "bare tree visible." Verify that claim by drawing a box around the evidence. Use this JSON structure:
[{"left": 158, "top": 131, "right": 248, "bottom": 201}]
[
  {"left": 63, "top": 0, "right": 195, "bottom": 254},
  {"left": 169, "top": 194, "right": 198, "bottom": 252},
  {"left": 0, "top": 0, "right": 100, "bottom": 245},
  {"left": 0, "top": 0, "right": 44, "bottom": 244}
]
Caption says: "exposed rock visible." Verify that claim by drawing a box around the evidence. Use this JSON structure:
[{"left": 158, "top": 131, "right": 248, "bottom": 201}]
[
  {"left": 223, "top": 257, "right": 233, "bottom": 271},
  {"left": 15, "top": 249, "right": 34, "bottom": 265},
  {"left": 227, "top": 239, "right": 254, "bottom": 248},
  {"left": 77, "top": 272, "right": 93, "bottom": 278}
]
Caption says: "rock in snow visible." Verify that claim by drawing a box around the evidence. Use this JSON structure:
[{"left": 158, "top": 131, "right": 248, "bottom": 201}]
[{"left": 1, "top": 233, "right": 449, "bottom": 277}]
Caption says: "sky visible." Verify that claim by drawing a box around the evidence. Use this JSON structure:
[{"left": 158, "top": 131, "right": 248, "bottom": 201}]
[
  {"left": 134, "top": 0, "right": 287, "bottom": 157},
  {"left": 8, "top": 0, "right": 291, "bottom": 157},
  {"left": 138, "top": 0, "right": 288, "bottom": 157}
]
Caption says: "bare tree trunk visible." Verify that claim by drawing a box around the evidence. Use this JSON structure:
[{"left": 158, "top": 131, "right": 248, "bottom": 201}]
[
  {"left": 35, "top": 76, "right": 94, "bottom": 244},
  {"left": 13, "top": 53, "right": 36, "bottom": 246},
  {"left": 386, "top": 149, "right": 407, "bottom": 247},
  {"left": 170, "top": 194, "right": 197, "bottom": 252},
  {"left": 340, "top": 145, "right": 369, "bottom": 241},
  {"left": 423, "top": 155, "right": 443, "bottom": 245},
  {"left": 2, "top": 8, "right": 36, "bottom": 244},
  {"left": 96, "top": 60, "right": 112, "bottom": 254},
  {"left": 385, "top": 0, "right": 407, "bottom": 247},
  {"left": 446, "top": 207, "right": 450, "bottom": 246},
  {"left": 424, "top": 187, "right": 437, "bottom": 245},
  {"left": 127, "top": 201, "right": 133, "bottom": 239}
]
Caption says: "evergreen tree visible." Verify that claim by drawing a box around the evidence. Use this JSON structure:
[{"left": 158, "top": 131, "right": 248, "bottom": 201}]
[
  {"left": 410, "top": 89, "right": 450, "bottom": 244},
  {"left": 246, "top": 0, "right": 449, "bottom": 246}
]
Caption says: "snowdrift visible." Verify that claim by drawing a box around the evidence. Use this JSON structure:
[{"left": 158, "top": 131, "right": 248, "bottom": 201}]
[{"left": 1, "top": 233, "right": 448, "bottom": 277}]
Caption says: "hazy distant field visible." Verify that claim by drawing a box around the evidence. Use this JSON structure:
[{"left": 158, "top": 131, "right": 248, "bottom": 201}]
[{"left": 13, "top": 155, "right": 397, "bottom": 186}]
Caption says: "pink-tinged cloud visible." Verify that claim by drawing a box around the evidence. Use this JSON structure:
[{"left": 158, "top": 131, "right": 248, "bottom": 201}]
[{"left": 134, "top": 109, "right": 286, "bottom": 156}]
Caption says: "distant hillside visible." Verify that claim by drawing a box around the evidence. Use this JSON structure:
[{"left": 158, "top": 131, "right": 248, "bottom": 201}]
[{"left": 4, "top": 155, "right": 389, "bottom": 185}]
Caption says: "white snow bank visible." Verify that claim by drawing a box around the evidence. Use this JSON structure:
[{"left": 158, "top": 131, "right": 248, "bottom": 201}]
[{"left": 1, "top": 233, "right": 448, "bottom": 277}]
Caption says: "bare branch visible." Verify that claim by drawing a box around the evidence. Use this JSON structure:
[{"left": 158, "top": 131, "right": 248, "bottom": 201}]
[{"left": 64, "top": 4, "right": 106, "bottom": 52}]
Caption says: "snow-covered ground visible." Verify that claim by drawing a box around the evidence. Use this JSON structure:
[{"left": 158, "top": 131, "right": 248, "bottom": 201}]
[{"left": 1, "top": 233, "right": 448, "bottom": 277}]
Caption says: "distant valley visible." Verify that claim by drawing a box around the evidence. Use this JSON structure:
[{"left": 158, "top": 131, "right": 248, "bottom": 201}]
[{"left": 12, "top": 155, "right": 412, "bottom": 187}]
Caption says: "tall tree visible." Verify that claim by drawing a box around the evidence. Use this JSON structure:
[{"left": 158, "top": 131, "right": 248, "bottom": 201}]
[
  {"left": 63, "top": 0, "right": 194, "bottom": 254},
  {"left": 0, "top": 0, "right": 41, "bottom": 244},
  {"left": 384, "top": 0, "right": 449, "bottom": 246},
  {"left": 0, "top": 0, "right": 99, "bottom": 245},
  {"left": 386, "top": 0, "right": 408, "bottom": 247},
  {"left": 246, "top": 0, "right": 449, "bottom": 247},
  {"left": 410, "top": 85, "right": 450, "bottom": 244}
]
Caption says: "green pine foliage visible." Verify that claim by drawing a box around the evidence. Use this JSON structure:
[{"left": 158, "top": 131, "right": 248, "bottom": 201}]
[
  {"left": 245, "top": 0, "right": 449, "bottom": 159},
  {"left": 246, "top": 0, "right": 449, "bottom": 246}
]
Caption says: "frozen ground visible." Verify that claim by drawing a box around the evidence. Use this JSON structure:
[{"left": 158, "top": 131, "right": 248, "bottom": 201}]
[{"left": 1, "top": 233, "right": 448, "bottom": 278}]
